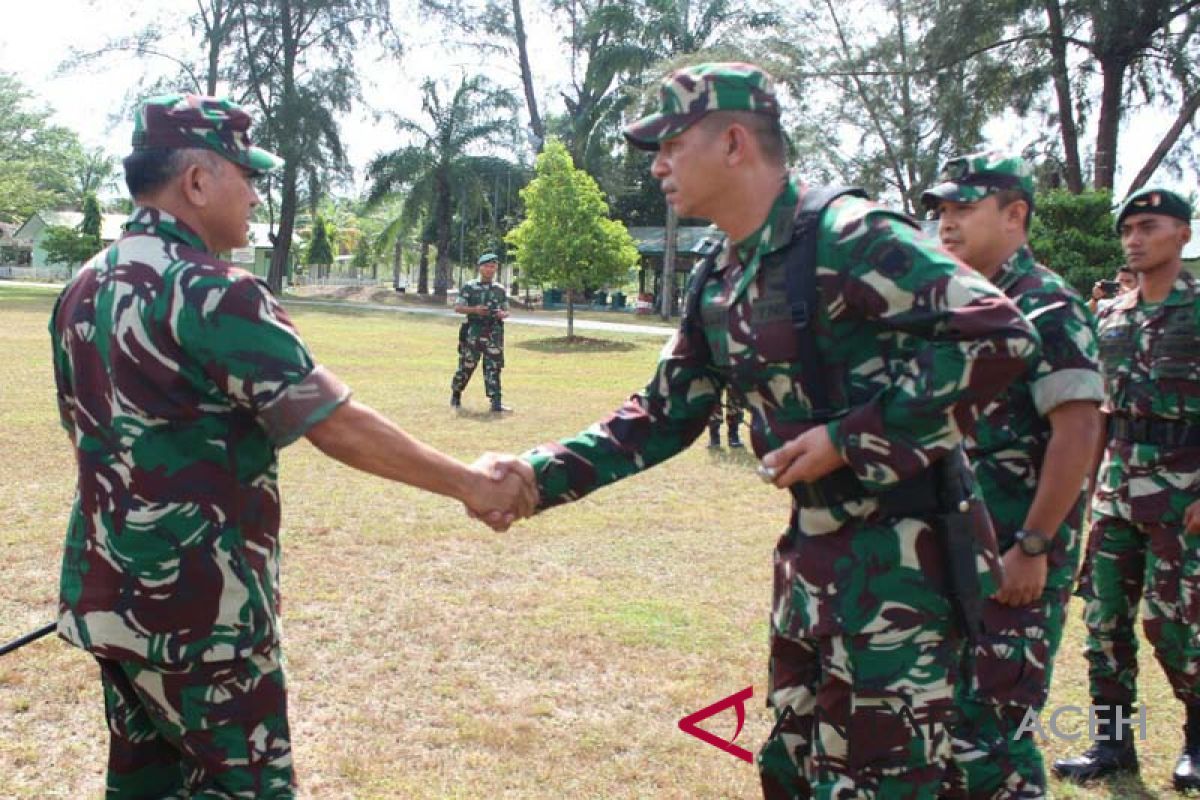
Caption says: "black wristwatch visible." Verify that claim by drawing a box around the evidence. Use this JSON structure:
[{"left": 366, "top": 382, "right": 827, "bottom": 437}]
[{"left": 1014, "top": 528, "right": 1051, "bottom": 556}]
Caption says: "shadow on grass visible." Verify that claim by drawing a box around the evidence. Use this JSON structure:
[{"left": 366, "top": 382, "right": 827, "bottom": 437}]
[
  {"left": 452, "top": 407, "right": 510, "bottom": 423},
  {"left": 1051, "top": 773, "right": 1161, "bottom": 799},
  {"left": 517, "top": 336, "right": 639, "bottom": 354}
]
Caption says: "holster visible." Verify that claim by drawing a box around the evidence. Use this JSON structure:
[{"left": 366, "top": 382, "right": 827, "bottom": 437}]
[{"left": 789, "top": 446, "right": 992, "bottom": 644}]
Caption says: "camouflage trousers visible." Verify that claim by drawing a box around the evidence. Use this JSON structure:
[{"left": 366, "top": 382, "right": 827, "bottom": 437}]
[
  {"left": 451, "top": 340, "right": 503, "bottom": 400},
  {"left": 758, "top": 518, "right": 966, "bottom": 799},
  {"left": 942, "top": 583, "right": 1073, "bottom": 799},
  {"left": 97, "top": 651, "right": 294, "bottom": 799},
  {"left": 1078, "top": 514, "right": 1200, "bottom": 706}
]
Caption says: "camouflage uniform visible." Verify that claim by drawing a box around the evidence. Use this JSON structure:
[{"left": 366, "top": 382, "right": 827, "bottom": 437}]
[
  {"left": 525, "top": 63, "right": 1040, "bottom": 799},
  {"left": 922, "top": 154, "right": 1104, "bottom": 799},
  {"left": 451, "top": 262, "right": 508, "bottom": 404},
  {"left": 1081, "top": 266, "right": 1200, "bottom": 711},
  {"left": 708, "top": 386, "right": 745, "bottom": 447},
  {"left": 50, "top": 96, "right": 347, "bottom": 798}
]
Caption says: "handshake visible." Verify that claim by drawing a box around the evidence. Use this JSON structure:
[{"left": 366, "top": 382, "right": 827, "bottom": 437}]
[{"left": 462, "top": 452, "right": 538, "bottom": 531}]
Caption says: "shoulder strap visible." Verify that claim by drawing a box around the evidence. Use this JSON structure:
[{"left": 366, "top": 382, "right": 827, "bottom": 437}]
[
  {"left": 785, "top": 185, "right": 867, "bottom": 417},
  {"left": 681, "top": 235, "right": 725, "bottom": 337}
]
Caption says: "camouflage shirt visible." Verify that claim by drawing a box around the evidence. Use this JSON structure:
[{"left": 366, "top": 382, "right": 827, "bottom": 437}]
[
  {"left": 49, "top": 206, "right": 350, "bottom": 666},
  {"left": 964, "top": 245, "right": 1102, "bottom": 579},
  {"left": 1093, "top": 270, "right": 1200, "bottom": 523},
  {"left": 456, "top": 279, "right": 508, "bottom": 348},
  {"left": 524, "top": 178, "right": 1039, "bottom": 536}
]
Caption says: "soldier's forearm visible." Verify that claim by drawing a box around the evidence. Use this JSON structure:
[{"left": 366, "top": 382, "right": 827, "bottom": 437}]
[{"left": 1024, "top": 400, "right": 1103, "bottom": 538}]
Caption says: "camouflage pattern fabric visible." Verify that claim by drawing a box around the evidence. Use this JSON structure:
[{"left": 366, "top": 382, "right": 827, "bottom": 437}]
[
  {"left": 1078, "top": 270, "right": 1200, "bottom": 707},
  {"left": 920, "top": 152, "right": 1036, "bottom": 209},
  {"left": 522, "top": 178, "right": 1040, "bottom": 796},
  {"left": 50, "top": 206, "right": 350, "bottom": 667},
  {"left": 133, "top": 94, "right": 283, "bottom": 174},
  {"left": 946, "top": 246, "right": 1102, "bottom": 798},
  {"left": 98, "top": 651, "right": 294, "bottom": 798},
  {"left": 451, "top": 278, "right": 508, "bottom": 400},
  {"left": 623, "top": 62, "right": 780, "bottom": 150}
]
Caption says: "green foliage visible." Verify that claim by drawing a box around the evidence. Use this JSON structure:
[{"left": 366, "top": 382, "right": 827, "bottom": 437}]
[
  {"left": 0, "top": 72, "right": 82, "bottom": 223},
  {"left": 505, "top": 139, "right": 640, "bottom": 304},
  {"left": 1030, "top": 189, "right": 1124, "bottom": 295},
  {"left": 351, "top": 234, "right": 372, "bottom": 275},
  {"left": 80, "top": 194, "right": 102, "bottom": 240},
  {"left": 306, "top": 215, "right": 335, "bottom": 266},
  {"left": 41, "top": 225, "right": 100, "bottom": 267}
]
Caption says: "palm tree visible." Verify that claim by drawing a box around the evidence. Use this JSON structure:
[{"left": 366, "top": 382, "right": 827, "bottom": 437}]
[{"left": 365, "top": 75, "right": 519, "bottom": 299}]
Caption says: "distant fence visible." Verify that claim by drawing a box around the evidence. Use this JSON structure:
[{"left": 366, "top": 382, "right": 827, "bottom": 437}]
[
  {"left": 292, "top": 274, "right": 401, "bottom": 289},
  {"left": 0, "top": 265, "right": 71, "bottom": 282}
]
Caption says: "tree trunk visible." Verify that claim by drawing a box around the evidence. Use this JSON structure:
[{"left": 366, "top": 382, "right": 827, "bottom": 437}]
[
  {"left": 433, "top": 177, "right": 453, "bottom": 298},
  {"left": 512, "top": 0, "right": 544, "bottom": 151},
  {"left": 1127, "top": 89, "right": 1200, "bottom": 193},
  {"left": 267, "top": 159, "right": 298, "bottom": 293},
  {"left": 567, "top": 291, "right": 574, "bottom": 339},
  {"left": 391, "top": 238, "right": 402, "bottom": 289},
  {"left": 418, "top": 240, "right": 430, "bottom": 294},
  {"left": 1043, "top": 0, "right": 1084, "bottom": 193},
  {"left": 1093, "top": 58, "right": 1126, "bottom": 191},
  {"left": 660, "top": 205, "right": 677, "bottom": 320}
]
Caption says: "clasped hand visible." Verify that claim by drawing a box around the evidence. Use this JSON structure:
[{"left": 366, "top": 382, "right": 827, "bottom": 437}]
[{"left": 463, "top": 452, "right": 538, "bottom": 532}]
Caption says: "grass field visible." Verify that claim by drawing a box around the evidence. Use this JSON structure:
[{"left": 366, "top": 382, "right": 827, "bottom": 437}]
[{"left": 0, "top": 282, "right": 1186, "bottom": 799}]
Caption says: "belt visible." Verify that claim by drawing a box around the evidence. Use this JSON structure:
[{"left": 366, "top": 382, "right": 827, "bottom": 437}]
[
  {"left": 790, "top": 463, "right": 942, "bottom": 515},
  {"left": 1109, "top": 416, "right": 1200, "bottom": 447}
]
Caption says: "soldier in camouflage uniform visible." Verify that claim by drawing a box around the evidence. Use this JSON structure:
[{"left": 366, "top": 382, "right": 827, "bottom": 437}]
[
  {"left": 451, "top": 252, "right": 511, "bottom": 413},
  {"left": 707, "top": 387, "right": 745, "bottom": 448},
  {"left": 922, "top": 153, "right": 1103, "bottom": 799},
  {"left": 479, "top": 63, "right": 1040, "bottom": 798},
  {"left": 1053, "top": 187, "right": 1200, "bottom": 792},
  {"left": 49, "top": 94, "right": 534, "bottom": 799}
]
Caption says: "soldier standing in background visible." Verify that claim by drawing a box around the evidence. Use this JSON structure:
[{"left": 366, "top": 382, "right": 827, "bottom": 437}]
[
  {"left": 451, "top": 252, "right": 511, "bottom": 413},
  {"left": 476, "top": 63, "right": 1040, "bottom": 798},
  {"left": 1053, "top": 188, "right": 1200, "bottom": 793},
  {"left": 49, "top": 94, "right": 534, "bottom": 798},
  {"left": 921, "top": 152, "right": 1103, "bottom": 798},
  {"left": 707, "top": 387, "right": 745, "bottom": 449}
]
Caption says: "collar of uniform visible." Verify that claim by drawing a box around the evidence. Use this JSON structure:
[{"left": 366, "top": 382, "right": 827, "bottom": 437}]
[
  {"left": 991, "top": 245, "right": 1035, "bottom": 292},
  {"left": 732, "top": 178, "right": 799, "bottom": 265},
  {"left": 123, "top": 206, "right": 209, "bottom": 253}
]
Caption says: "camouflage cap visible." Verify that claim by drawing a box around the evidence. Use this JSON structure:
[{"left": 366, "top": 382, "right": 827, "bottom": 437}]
[
  {"left": 477, "top": 252, "right": 500, "bottom": 266},
  {"left": 132, "top": 94, "right": 284, "bottom": 174},
  {"left": 921, "top": 152, "right": 1035, "bottom": 210},
  {"left": 623, "top": 62, "right": 780, "bottom": 151},
  {"left": 1115, "top": 187, "right": 1193, "bottom": 232}
]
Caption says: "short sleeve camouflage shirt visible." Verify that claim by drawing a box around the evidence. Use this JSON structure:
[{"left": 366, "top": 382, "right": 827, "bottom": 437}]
[
  {"left": 964, "top": 245, "right": 1102, "bottom": 567},
  {"left": 50, "top": 206, "right": 350, "bottom": 666},
  {"left": 455, "top": 279, "right": 508, "bottom": 345},
  {"left": 1093, "top": 270, "right": 1200, "bottom": 523}
]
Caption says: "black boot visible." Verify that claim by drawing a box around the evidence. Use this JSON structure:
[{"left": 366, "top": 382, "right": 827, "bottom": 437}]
[
  {"left": 728, "top": 422, "right": 744, "bottom": 448},
  {"left": 1174, "top": 704, "right": 1200, "bottom": 791},
  {"left": 1052, "top": 703, "right": 1139, "bottom": 783},
  {"left": 450, "top": 391, "right": 461, "bottom": 409},
  {"left": 707, "top": 421, "right": 722, "bottom": 448},
  {"left": 490, "top": 397, "right": 511, "bottom": 414}
]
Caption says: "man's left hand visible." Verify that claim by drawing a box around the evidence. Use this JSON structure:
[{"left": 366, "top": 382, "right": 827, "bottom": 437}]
[
  {"left": 1184, "top": 499, "right": 1200, "bottom": 534},
  {"left": 993, "top": 547, "right": 1047, "bottom": 607},
  {"left": 761, "top": 425, "right": 846, "bottom": 489}
]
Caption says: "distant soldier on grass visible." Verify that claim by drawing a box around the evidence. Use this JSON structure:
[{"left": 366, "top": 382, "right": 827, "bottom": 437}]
[
  {"left": 1053, "top": 187, "right": 1200, "bottom": 793},
  {"left": 48, "top": 94, "right": 533, "bottom": 799},
  {"left": 451, "top": 252, "right": 511, "bottom": 413},
  {"left": 922, "top": 152, "right": 1103, "bottom": 798}
]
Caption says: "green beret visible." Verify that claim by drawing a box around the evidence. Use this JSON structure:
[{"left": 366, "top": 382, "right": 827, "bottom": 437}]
[
  {"left": 1114, "top": 187, "right": 1193, "bottom": 232},
  {"left": 476, "top": 252, "right": 500, "bottom": 266}
]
